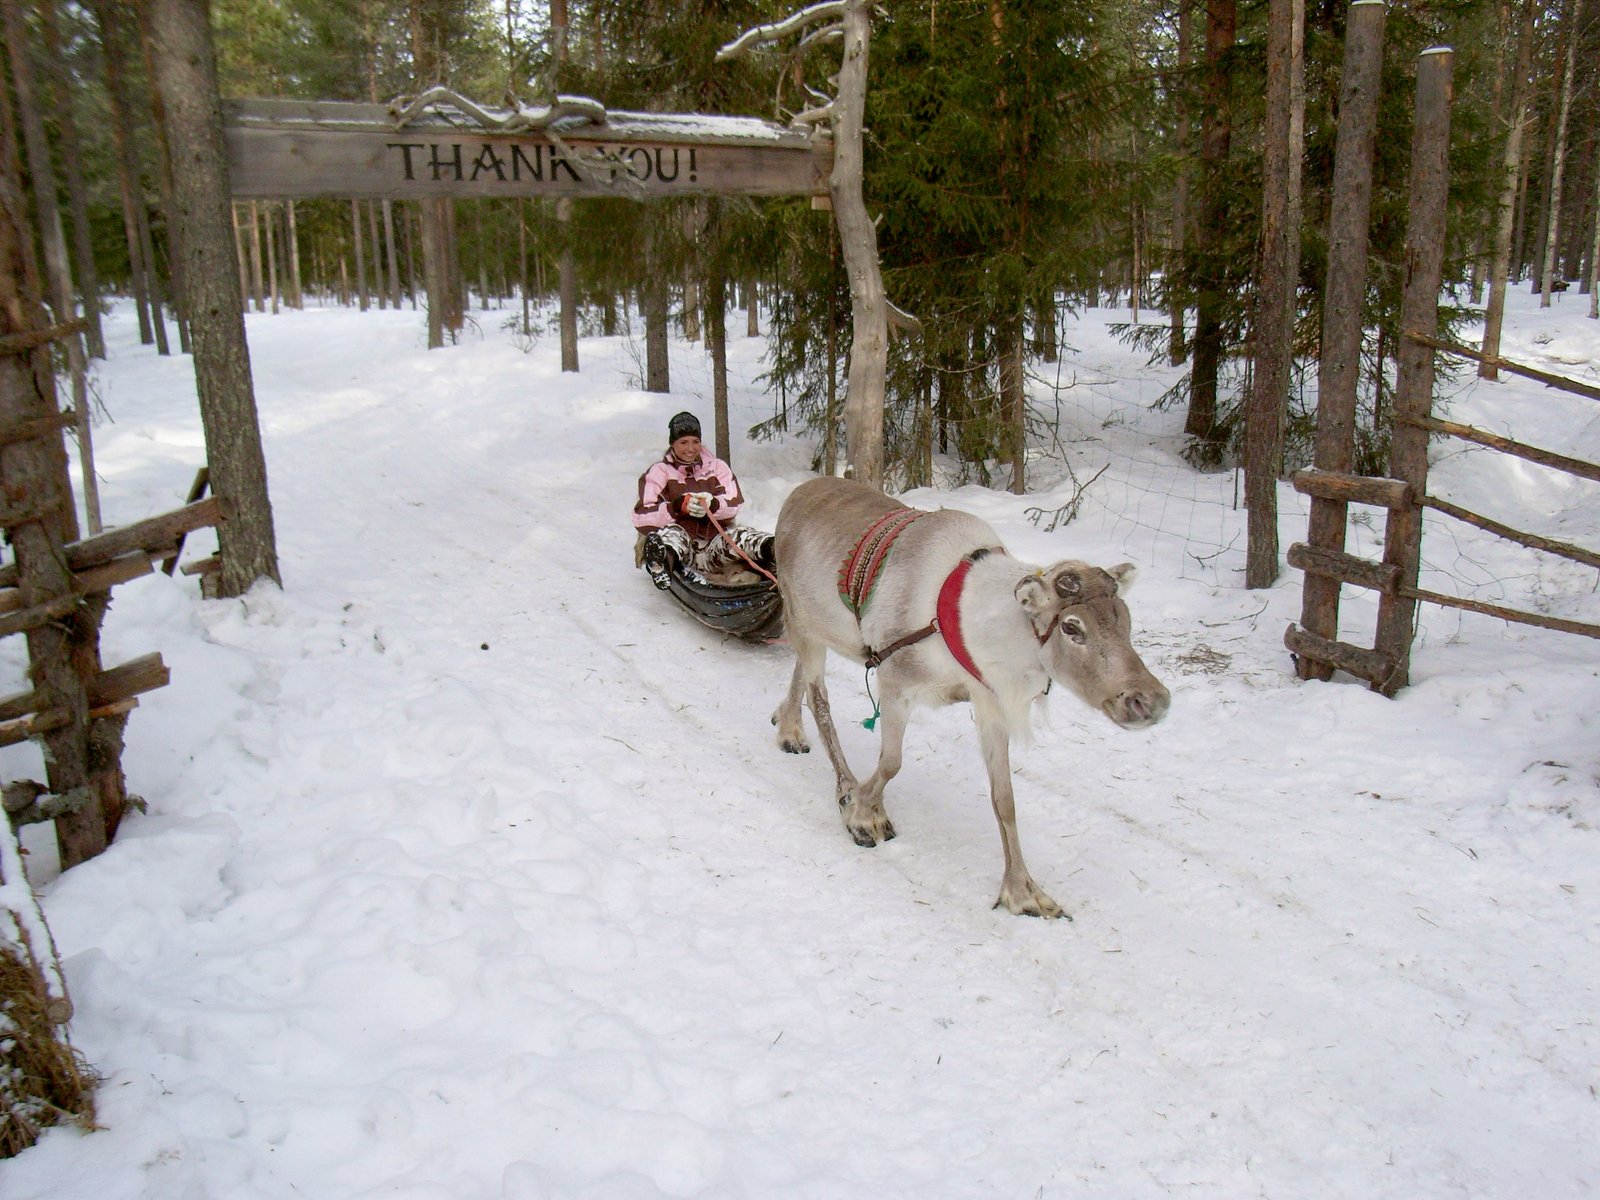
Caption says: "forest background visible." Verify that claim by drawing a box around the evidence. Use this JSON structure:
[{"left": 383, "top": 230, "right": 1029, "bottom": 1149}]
[{"left": 5, "top": 0, "right": 1598, "bottom": 511}]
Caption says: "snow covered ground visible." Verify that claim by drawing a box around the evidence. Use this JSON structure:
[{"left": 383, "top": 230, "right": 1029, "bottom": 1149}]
[{"left": 2, "top": 287, "right": 1597, "bottom": 1199}]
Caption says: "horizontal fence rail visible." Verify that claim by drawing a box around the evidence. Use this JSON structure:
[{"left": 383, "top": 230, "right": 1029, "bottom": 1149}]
[{"left": 1405, "top": 330, "right": 1600, "bottom": 402}]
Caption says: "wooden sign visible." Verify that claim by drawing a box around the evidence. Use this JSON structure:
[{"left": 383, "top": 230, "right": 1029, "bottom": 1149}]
[{"left": 223, "top": 99, "right": 832, "bottom": 201}]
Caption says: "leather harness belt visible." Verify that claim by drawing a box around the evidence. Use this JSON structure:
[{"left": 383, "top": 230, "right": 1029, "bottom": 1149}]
[{"left": 862, "top": 548, "right": 1002, "bottom": 688}]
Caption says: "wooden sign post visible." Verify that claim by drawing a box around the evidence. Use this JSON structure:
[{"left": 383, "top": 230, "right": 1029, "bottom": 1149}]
[{"left": 223, "top": 98, "right": 833, "bottom": 201}]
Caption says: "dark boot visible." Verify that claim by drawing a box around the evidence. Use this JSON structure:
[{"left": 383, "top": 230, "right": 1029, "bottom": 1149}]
[{"left": 642, "top": 536, "right": 675, "bottom": 590}]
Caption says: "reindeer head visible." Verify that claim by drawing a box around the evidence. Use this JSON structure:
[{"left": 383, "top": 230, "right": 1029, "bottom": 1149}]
[{"left": 1015, "top": 561, "right": 1170, "bottom": 729}]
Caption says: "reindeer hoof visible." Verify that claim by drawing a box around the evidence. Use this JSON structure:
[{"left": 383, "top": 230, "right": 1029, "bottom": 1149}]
[
  {"left": 779, "top": 737, "right": 810, "bottom": 755},
  {"left": 994, "top": 881, "right": 1068, "bottom": 919},
  {"left": 841, "top": 794, "right": 895, "bottom": 847},
  {"left": 847, "top": 819, "right": 894, "bottom": 847}
]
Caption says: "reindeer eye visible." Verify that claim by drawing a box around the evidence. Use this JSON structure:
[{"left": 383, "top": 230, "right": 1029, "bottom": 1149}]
[
  {"left": 1055, "top": 571, "right": 1082, "bottom": 599},
  {"left": 1061, "top": 616, "right": 1088, "bottom": 645}
]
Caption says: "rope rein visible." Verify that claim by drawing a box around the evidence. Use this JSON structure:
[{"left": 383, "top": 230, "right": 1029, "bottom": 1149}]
[{"left": 706, "top": 509, "right": 779, "bottom": 586}]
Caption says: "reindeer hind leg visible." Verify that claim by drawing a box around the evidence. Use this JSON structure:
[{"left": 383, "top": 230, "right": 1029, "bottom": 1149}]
[{"left": 772, "top": 638, "right": 820, "bottom": 755}]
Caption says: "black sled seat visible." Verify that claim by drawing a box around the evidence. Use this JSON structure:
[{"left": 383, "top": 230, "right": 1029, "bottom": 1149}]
[{"left": 662, "top": 561, "right": 784, "bottom": 643}]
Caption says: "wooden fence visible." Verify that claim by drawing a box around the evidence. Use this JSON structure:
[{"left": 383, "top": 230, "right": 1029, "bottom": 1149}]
[
  {"left": 2, "top": 335, "right": 222, "bottom": 869},
  {"left": 1284, "top": 46, "right": 1599, "bottom": 695}
]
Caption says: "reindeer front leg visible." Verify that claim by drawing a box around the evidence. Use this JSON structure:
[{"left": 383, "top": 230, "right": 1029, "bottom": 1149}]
[
  {"left": 844, "top": 685, "right": 908, "bottom": 846},
  {"left": 805, "top": 677, "right": 885, "bottom": 846},
  {"left": 973, "top": 701, "right": 1065, "bottom": 919}
]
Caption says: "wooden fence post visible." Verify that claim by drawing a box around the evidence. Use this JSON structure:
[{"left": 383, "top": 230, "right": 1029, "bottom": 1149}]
[
  {"left": 1374, "top": 48, "right": 1454, "bottom": 695},
  {"left": 1297, "top": 0, "right": 1386, "bottom": 679}
]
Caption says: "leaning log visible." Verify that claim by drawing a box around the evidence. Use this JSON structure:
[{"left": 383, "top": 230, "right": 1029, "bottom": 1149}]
[
  {"left": 0, "top": 651, "right": 170, "bottom": 729},
  {"left": 0, "top": 495, "right": 223, "bottom": 590},
  {"left": 0, "top": 549, "right": 155, "bottom": 617}
]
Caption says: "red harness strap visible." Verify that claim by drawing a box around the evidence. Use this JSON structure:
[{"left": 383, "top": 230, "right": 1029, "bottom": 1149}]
[
  {"left": 936, "top": 556, "right": 987, "bottom": 687},
  {"left": 861, "top": 549, "right": 1001, "bottom": 689}
]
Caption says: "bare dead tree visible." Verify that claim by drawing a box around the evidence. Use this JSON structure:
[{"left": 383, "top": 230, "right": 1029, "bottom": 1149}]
[{"left": 720, "top": 0, "right": 914, "bottom": 490}]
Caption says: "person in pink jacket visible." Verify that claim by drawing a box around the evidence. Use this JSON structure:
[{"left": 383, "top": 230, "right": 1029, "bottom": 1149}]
[{"left": 633, "top": 411, "right": 774, "bottom": 588}]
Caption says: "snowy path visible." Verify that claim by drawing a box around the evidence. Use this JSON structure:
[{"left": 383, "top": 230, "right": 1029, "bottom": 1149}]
[{"left": 3, "top": 302, "right": 1596, "bottom": 1199}]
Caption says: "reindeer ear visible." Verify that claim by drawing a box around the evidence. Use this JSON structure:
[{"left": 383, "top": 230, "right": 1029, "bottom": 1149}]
[
  {"left": 1015, "top": 573, "right": 1055, "bottom": 629},
  {"left": 1107, "top": 562, "right": 1138, "bottom": 595}
]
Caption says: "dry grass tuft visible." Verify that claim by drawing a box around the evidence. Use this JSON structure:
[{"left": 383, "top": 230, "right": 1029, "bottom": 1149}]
[{"left": 0, "top": 943, "right": 97, "bottom": 1158}]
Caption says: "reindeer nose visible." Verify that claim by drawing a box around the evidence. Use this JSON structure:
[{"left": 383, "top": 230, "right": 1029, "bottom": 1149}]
[{"left": 1112, "top": 685, "right": 1170, "bottom": 728}]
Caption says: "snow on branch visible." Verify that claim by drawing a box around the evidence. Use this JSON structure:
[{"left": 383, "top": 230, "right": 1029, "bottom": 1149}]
[
  {"left": 717, "top": 2, "right": 846, "bottom": 60},
  {"left": 388, "top": 86, "right": 607, "bottom": 133}
]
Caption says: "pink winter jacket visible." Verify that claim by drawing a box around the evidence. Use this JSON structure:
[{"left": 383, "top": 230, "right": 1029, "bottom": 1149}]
[{"left": 632, "top": 449, "right": 744, "bottom": 543}]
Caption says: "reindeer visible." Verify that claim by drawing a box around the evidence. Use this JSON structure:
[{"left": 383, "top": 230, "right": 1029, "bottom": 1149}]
[{"left": 772, "top": 477, "right": 1171, "bottom": 918}]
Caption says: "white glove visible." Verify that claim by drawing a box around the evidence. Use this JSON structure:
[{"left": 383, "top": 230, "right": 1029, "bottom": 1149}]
[{"left": 683, "top": 492, "right": 712, "bottom": 518}]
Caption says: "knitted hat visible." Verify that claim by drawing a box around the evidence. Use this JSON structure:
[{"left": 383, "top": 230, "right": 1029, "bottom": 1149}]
[{"left": 668, "top": 411, "right": 701, "bottom": 442}]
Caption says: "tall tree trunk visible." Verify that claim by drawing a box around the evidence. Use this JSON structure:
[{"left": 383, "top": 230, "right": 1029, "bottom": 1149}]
[
  {"left": 1470, "top": 1, "right": 1515, "bottom": 306},
  {"left": 411, "top": 3, "right": 454, "bottom": 346},
  {"left": 381, "top": 199, "right": 400, "bottom": 308},
  {"left": 351, "top": 199, "right": 369, "bottom": 312},
  {"left": 1539, "top": 0, "right": 1583, "bottom": 305},
  {"left": 3, "top": 0, "right": 100, "bottom": 532},
  {"left": 402, "top": 203, "right": 418, "bottom": 309},
  {"left": 35, "top": 0, "right": 105, "bottom": 358},
  {"left": 517, "top": 198, "right": 531, "bottom": 335},
  {"left": 1168, "top": 0, "right": 1194, "bottom": 366},
  {"left": 824, "top": 234, "right": 839, "bottom": 475},
  {"left": 247, "top": 200, "right": 265, "bottom": 311},
  {"left": 550, "top": 0, "right": 574, "bottom": 369},
  {"left": 1001, "top": 315, "right": 1026, "bottom": 494},
  {"left": 367, "top": 200, "right": 385, "bottom": 309},
  {"left": 92, "top": 0, "right": 156, "bottom": 345},
  {"left": 644, "top": 213, "right": 669, "bottom": 392},
  {"left": 1298, "top": 0, "right": 1386, "bottom": 681},
  {"left": 135, "top": 6, "right": 190, "bottom": 352},
  {"left": 265, "top": 201, "right": 279, "bottom": 314},
  {"left": 475, "top": 202, "right": 489, "bottom": 310},
  {"left": 1245, "top": 0, "right": 1305, "bottom": 589},
  {"left": 136, "top": 196, "right": 171, "bottom": 354},
  {"left": 232, "top": 203, "right": 250, "bottom": 302},
  {"left": 1371, "top": 48, "right": 1454, "bottom": 695},
  {"left": 707, "top": 217, "right": 730, "bottom": 465},
  {"left": 143, "top": 0, "right": 281, "bottom": 596},
  {"left": 1184, "top": 0, "right": 1237, "bottom": 459},
  {"left": 557, "top": 198, "right": 578, "bottom": 371},
  {"left": 1482, "top": 0, "right": 1536, "bottom": 376},
  {"left": 1525, "top": 25, "right": 1565, "bottom": 292},
  {"left": 681, "top": 201, "right": 701, "bottom": 342},
  {"left": 1589, "top": 153, "right": 1600, "bottom": 318},
  {"left": 832, "top": 0, "right": 889, "bottom": 487},
  {"left": 286, "top": 199, "right": 303, "bottom": 307}
]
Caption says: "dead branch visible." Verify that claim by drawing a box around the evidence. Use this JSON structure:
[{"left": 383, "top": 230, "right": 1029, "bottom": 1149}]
[{"left": 1025, "top": 465, "right": 1110, "bottom": 532}]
